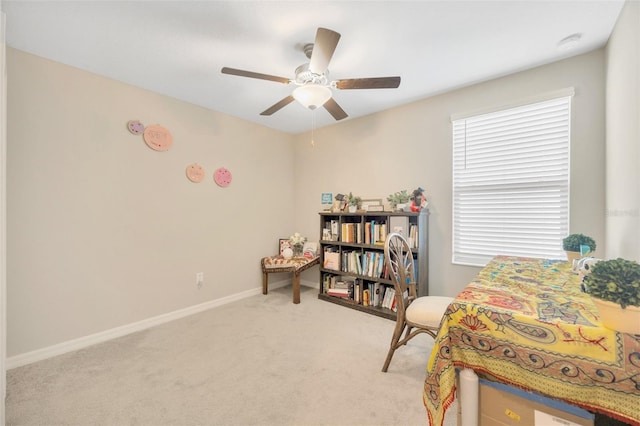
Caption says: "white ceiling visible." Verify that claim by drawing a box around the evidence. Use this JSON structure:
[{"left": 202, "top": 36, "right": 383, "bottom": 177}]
[{"left": 2, "top": 0, "right": 625, "bottom": 134}]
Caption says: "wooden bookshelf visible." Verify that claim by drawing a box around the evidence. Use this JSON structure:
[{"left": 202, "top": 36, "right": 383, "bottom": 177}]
[{"left": 318, "top": 210, "right": 429, "bottom": 320}]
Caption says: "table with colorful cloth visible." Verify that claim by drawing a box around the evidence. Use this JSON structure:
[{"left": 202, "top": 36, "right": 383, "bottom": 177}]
[{"left": 424, "top": 255, "right": 640, "bottom": 426}]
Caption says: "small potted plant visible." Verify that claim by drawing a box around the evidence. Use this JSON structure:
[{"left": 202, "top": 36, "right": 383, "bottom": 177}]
[
  {"left": 562, "top": 233, "right": 596, "bottom": 263},
  {"left": 583, "top": 257, "right": 640, "bottom": 334},
  {"left": 347, "top": 192, "right": 362, "bottom": 213},
  {"left": 387, "top": 190, "right": 410, "bottom": 211}
]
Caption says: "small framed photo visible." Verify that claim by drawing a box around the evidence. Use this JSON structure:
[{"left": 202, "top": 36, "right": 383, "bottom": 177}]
[
  {"left": 321, "top": 193, "right": 333, "bottom": 204},
  {"left": 279, "top": 239, "right": 291, "bottom": 255},
  {"left": 361, "top": 198, "right": 384, "bottom": 212}
]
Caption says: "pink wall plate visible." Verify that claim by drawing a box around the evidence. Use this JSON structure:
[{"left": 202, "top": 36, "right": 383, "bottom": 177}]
[
  {"left": 214, "top": 167, "right": 232, "bottom": 187},
  {"left": 127, "top": 120, "right": 145, "bottom": 135}
]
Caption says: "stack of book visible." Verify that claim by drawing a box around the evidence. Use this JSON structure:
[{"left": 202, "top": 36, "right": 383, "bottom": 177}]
[{"left": 326, "top": 278, "right": 355, "bottom": 299}]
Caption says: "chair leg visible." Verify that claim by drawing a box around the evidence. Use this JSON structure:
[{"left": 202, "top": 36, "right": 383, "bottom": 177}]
[
  {"left": 382, "top": 321, "right": 407, "bottom": 372},
  {"left": 403, "top": 326, "right": 413, "bottom": 345}
]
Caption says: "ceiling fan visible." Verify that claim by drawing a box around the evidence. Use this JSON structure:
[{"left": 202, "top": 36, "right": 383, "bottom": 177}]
[{"left": 221, "top": 27, "right": 401, "bottom": 121}]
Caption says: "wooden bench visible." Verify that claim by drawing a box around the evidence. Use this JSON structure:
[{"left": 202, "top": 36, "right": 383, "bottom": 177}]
[{"left": 260, "top": 255, "right": 320, "bottom": 304}]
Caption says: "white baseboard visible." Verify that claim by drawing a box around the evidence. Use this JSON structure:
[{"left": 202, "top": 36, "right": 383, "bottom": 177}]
[{"left": 7, "top": 278, "right": 318, "bottom": 370}]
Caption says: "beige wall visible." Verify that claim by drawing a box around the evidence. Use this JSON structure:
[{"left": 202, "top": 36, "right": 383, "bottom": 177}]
[
  {"left": 605, "top": 0, "right": 640, "bottom": 261},
  {"left": 294, "top": 50, "right": 607, "bottom": 297},
  {"left": 7, "top": 41, "right": 614, "bottom": 358},
  {"left": 6, "top": 48, "right": 295, "bottom": 357}
]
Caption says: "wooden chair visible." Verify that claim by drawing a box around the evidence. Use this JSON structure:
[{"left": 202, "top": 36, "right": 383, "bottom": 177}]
[{"left": 382, "top": 232, "right": 453, "bottom": 372}]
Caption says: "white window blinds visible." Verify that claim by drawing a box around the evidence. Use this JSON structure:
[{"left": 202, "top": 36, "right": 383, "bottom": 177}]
[{"left": 452, "top": 95, "right": 571, "bottom": 266}]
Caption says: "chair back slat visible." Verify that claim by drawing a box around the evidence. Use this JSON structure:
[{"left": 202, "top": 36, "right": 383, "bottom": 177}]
[{"left": 384, "top": 233, "right": 415, "bottom": 313}]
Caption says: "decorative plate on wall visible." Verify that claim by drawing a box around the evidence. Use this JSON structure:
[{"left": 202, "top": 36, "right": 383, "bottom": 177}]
[
  {"left": 214, "top": 167, "right": 232, "bottom": 187},
  {"left": 143, "top": 124, "right": 173, "bottom": 151},
  {"left": 127, "top": 120, "right": 145, "bottom": 135},
  {"left": 186, "top": 163, "right": 205, "bottom": 183}
]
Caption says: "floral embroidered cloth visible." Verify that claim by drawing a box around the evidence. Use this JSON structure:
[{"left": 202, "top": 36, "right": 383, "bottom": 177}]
[
  {"left": 262, "top": 255, "right": 318, "bottom": 270},
  {"left": 424, "top": 255, "right": 640, "bottom": 426}
]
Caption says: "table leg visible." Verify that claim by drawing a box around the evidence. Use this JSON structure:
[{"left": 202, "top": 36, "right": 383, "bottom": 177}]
[
  {"left": 292, "top": 272, "right": 300, "bottom": 304},
  {"left": 460, "top": 369, "right": 479, "bottom": 426},
  {"left": 262, "top": 271, "right": 268, "bottom": 295}
]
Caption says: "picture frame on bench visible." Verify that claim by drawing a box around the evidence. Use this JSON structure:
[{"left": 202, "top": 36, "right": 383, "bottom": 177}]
[{"left": 279, "top": 239, "right": 291, "bottom": 255}]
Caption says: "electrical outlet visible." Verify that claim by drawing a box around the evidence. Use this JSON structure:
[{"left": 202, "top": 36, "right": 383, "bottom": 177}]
[{"left": 196, "top": 272, "right": 204, "bottom": 289}]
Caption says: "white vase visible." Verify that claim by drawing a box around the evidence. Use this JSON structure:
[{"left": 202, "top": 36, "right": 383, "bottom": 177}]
[
  {"left": 591, "top": 297, "right": 640, "bottom": 334},
  {"left": 292, "top": 244, "right": 304, "bottom": 257},
  {"left": 348, "top": 205, "right": 357, "bottom": 213}
]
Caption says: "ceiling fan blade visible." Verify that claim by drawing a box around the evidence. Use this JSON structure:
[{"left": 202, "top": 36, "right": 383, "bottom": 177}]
[
  {"left": 221, "top": 67, "right": 291, "bottom": 84},
  {"left": 323, "top": 97, "right": 348, "bottom": 121},
  {"left": 308, "top": 28, "right": 341, "bottom": 75},
  {"left": 260, "top": 95, "right": 295, "bottom": 116},
  {"left": 335, "top": 76, "right": 401, "bottom": 90}
]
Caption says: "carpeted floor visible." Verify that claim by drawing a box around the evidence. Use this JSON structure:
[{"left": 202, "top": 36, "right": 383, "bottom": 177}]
[{"left": 6, "top": 285, "right": 457, "bottom": 425}]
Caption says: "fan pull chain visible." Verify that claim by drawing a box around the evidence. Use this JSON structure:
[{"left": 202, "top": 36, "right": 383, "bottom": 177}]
[{"left": 311, "top": 110, "right": 316, "bottom": 148}]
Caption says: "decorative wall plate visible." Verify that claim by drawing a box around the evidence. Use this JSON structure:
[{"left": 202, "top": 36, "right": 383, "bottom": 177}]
[
  {"left": 214, "top": 167, "right": 232, "bottom": 187},
  {"left": 143, "top": 124, "right": 173, "bottom": 151},
  {"left": 127, "top": 120, "right": 145, "bottom": 135},
  {"left": 186, "top": 163, "right": 205, "bottom": 183}
]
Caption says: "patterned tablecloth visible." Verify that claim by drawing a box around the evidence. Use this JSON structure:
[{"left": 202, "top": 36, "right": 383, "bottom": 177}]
[
  {"left": 424, "top": 255, "right": 640, "bottom": 426},
  {"left": 261, "top": 255, "right": 318, "bottom": 270}
]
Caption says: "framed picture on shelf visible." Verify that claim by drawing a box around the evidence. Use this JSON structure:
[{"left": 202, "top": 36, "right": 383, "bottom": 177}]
[
  {"left": 279, "top": 239, "right": 291, "bottom": 255},
  {"left": 361, "top": 198, "right": 384, "bottom": 212}
]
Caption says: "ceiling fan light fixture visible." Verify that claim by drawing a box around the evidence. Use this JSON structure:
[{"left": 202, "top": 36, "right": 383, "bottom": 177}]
[{"left": 292, "top": 84, "right": 332, "bottom": 110}]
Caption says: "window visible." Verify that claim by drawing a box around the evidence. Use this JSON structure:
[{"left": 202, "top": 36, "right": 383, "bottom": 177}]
[{"left": 452, "top": 95, "right": 571, "bottom": 266}]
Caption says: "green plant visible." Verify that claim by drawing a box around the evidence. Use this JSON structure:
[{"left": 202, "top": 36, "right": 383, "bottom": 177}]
[
  {"left": 387, "top": 190, "right": 410, "bottom": 208},
  {"left": 583, "top": 258, "right": 640, "bottom": 308},
  {"left": 347, "top": 192, "right": 362, "bottom": 207},
  {"left": 562, "top": 233, "right": 597, "bottom": 252}
]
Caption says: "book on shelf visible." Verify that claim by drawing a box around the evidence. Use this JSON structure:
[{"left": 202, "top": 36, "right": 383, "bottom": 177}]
[
  {"left": 362, "top": 288, "right": 370, "bottom": 306},
  {"left": 361, "top": 251, "right": 385, "bottom": 278},
  {"left": 328, "top": 278, "right": 355, "bottom": 299},
  {"left": 367, "top": 220, "right": 387, "bottom": 246},
  {"left": 372, "top": 282, "right": 382, "bottom": 307},
  {"left": 366, "top": 252, "right": 374, "bottom": 276},
  {"left": 330, "top": 220, "right": 339, "bottom": 241},
  {"left": 341, "top": 250, "right": 362, "bottom": 275},
  {"left": 409, "top": 224, "right": 418, "bottom": 248},
  {"left": 340, "top": 223, "right": 348, "bottom": 243},
  {"left": 333, "top": 279, "right": 350, "bottom": 290},
  {"left": 322, "top": 274, "right": 334, "bottom": 293},
  {"left": 377, "top": 224, "right": 387, "bottom": 245},
  {"left": 327, "top": 288, "right": 350, "bottom": 298},
  {"left": 381, "top": 287, "right": 397, "bottom": 311},
  {"left": 340, "top": 222, "right": 362, "bottom": 244}
]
